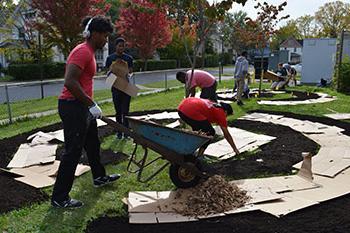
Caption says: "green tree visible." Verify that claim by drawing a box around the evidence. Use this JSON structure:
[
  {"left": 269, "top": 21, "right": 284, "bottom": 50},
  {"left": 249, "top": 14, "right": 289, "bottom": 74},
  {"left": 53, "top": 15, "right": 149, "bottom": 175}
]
[
  {"left": 315, "top": 1, "right": 350, "bottom": 38},
  {"left": 295, "top": 15, "right": 318, "bottom": 38},
  {"left": 270, "top": 19, "right": 301, "bottom": 50}
]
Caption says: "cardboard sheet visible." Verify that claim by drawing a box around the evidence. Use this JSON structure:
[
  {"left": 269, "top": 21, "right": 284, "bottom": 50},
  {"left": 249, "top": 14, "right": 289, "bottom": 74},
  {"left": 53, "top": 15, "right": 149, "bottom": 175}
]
[
  {"left": 7, "top": 143, "right": 58, "bottom": 168},
  {"left": 14, "top": 171, "right": 56, "bottom": 188},
  {"left": 156, "top": 213, "right": 198, "bottom": 223},
  {"left": 257, "top": 194, "right": 319, "bottom": 217},
  {"left": 165, "top": 120, "right": 181, "bottom": 128},
  {"left": 106, "top": 73, "right": 139, "bottom": 97},
  {"left": 128, "top": 191, "right": 160, "bottom": 213},
  {"left": 293, "top": 147, "right": 350, "bottom": 177},
  {"left": 324, "top": 113, "right": 350, "bottom": 120},
  {"left": 205, "top": 127, "right": 275, "bottom": 159},
  {"left": 27, "top": 131, "right": 56, "bottom": 145},
  {"left": 129, "top": 213, "right": 158, "bottom": 224}
]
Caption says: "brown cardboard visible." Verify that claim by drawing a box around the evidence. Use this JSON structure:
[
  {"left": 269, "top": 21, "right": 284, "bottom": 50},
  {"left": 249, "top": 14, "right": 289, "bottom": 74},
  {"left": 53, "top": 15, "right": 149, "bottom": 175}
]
[
  {"left": 257, "top": 194, "right": 319, "bottom": 217},
  {"left": 110, "top": 60, "right": 129, "bottom": 80},
  {"left": 129, "top": 213, "right": 158, "bottom": 224},
  {"left": 14, "top": 171, "right": 56, "bottom": 188},
  {"left": 106, "top": 73, "right": 139, "bottom": 97},
  {"left": 156, "top": 213, "right": 198, "bottom": 223},
  {"left": 7, "top": 143, "right": 57, "bottom": 168},
  {"left": 297, "top": 152, "right": 313, "bottom": 181},
  {"left": 128, "top": 191, "right": 160, "bottom": 213}
]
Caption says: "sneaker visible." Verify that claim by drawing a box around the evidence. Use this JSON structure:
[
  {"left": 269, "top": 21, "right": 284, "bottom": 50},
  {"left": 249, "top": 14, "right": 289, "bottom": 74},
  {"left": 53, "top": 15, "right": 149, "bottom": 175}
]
[
  {"left": 237, "top": 100, "right": 244, "bottom": 106},
  {"left": 116, "top": 133, "right": 123, "bottom": 140},
  {"left": 51, "top": 198, "right": 83, "bottom": 209},
  {"left": 93, "top": 174, "right": 121, "bottom": 187}
]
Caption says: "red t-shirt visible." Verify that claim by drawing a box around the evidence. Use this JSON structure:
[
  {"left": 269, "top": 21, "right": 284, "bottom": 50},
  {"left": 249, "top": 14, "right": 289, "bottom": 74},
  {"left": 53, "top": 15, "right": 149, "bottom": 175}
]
[
  {"left": 59, "top": 42, "right": 96, "bottom": 99},
  {"left": 178, "top": 97, "right": 227, "bottom": 127}
]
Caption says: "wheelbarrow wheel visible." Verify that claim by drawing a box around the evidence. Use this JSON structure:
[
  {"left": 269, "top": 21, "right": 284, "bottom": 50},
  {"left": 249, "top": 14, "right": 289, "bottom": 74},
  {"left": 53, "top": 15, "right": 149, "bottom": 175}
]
[{"left": 169, "top": 158, "right": 202, "bottom": 189}]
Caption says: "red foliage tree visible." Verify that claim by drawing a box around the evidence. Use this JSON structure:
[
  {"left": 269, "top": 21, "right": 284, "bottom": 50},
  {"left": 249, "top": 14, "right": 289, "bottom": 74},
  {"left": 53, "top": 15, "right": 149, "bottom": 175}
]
[
  {"left": 116, "top": 0, "right": 172, "bottom": 70},
  {"left": 31, "top": 0, "right": 111, "bottom": 57}
]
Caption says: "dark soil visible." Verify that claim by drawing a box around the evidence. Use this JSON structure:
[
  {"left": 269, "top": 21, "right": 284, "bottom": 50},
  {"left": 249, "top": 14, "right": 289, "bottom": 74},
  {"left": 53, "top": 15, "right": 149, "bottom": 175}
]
[
  {"left": 0, "top": 171, "right": 49, "bottom": 214},
  {"left": 270, "top": 90, "right": 320, "bottom": 101},
  {"left": 85, "top": 111, "right": 350, "bottom": 233}
]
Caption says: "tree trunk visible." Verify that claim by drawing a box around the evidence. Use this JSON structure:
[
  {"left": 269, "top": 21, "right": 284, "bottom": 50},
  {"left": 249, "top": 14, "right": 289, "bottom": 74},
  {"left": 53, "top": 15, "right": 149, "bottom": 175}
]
[{"left": 258, "top": 48, "right": 264, "bottom": 96}]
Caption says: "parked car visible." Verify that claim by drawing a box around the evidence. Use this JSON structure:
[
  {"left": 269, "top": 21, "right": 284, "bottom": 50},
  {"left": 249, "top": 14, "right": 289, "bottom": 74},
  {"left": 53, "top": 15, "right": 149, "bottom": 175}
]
[{"left": 292, "top": 63, "right": 302, "bottom": 73}]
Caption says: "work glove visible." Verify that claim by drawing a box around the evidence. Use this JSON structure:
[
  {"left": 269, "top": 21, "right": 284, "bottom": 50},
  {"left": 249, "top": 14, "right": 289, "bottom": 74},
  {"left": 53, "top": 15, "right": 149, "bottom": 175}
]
[{"left": 88, "top": 103, "right": 102, "bottom": 119}]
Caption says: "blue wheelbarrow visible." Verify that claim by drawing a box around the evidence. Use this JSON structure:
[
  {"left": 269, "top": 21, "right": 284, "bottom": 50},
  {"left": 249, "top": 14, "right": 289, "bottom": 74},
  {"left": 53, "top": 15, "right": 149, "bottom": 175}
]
[{"left": 101, "top": 116, "right": 212, "bottom": 188}]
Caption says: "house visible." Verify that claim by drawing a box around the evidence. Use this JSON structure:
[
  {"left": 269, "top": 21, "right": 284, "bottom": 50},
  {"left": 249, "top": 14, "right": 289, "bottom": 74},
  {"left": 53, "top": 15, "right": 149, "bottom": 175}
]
[
  {"left": 280, "top": 37, "right": 303, "bottom": 64},
  {"left": 0, "top": 1, "right": 108, "bottom": 71}
]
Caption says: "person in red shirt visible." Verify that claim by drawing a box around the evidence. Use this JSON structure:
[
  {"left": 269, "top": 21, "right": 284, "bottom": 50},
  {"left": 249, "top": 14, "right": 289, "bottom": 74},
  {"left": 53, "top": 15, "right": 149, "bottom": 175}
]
[
  {"left": 177, "top": 97, "right": 240, "bottom": 155},
  {"left": 52, "top": 16, "right": 120, "bottom": 209}
]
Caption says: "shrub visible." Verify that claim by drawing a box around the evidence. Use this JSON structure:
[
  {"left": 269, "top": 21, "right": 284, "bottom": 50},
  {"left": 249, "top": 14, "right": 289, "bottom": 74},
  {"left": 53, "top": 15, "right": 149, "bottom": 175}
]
[
  {"left": 7, "top": 62, "right": 65, "bottom": 80},
  {"left": 337, "top": 57, "right": 350, "bottom": 93},
  {"left": 133, "top": 59, "right": 177, "bottom": 71}
]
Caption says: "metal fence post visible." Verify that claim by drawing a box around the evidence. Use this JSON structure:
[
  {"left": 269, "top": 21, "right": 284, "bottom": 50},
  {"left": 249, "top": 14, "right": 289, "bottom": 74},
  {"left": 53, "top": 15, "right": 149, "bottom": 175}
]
[
  {"left": 40, "top": 80, "right": 44, "bottom": 99},
  {"left": 165, "top": 72, "right": 168, "bottom": 90},
  {"left": 5, "top": 84, "right": 13, "bottom": 124},
  {"left": 219, "top": 62, "right": 222, "bottom": 83},
  {"left": 132, "top": 73, "right": 136, "bottom": 85}
]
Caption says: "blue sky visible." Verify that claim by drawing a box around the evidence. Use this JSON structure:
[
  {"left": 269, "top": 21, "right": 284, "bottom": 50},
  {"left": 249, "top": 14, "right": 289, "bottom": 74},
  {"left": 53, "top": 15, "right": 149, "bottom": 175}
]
[{"left": 230, "top": 0, "right": 350, "bottom": 25}]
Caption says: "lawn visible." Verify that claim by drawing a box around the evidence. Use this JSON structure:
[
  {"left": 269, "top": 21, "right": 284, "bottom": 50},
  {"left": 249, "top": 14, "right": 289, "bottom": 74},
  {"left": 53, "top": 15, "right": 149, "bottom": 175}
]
[{"left": 1, "top": 81, "right": 350, "bottom": 233}]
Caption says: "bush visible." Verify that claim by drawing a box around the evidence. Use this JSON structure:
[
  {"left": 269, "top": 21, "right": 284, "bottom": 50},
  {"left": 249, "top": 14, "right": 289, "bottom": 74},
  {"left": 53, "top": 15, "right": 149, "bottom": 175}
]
[
  {"left": 337, "top": 58, "right": 350, "bottom": 93},
  {"left": 133, "top": 59, "right": 177, "bottom": 71},
  {"left": 7, "top": 62, "right": 65, "bottom": 80},
  {"left": 204, "top": 54, "right": 219, "bottom": 67}
]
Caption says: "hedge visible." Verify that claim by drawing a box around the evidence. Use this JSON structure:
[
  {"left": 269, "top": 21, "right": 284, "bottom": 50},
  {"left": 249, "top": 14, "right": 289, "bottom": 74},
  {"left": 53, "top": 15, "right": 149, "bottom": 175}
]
[
  {"left": 8, "top": 62, "right": 65, "bottom": 80},
  {"left": 134, "top": 59, "right": 177, "bottom": 71}
]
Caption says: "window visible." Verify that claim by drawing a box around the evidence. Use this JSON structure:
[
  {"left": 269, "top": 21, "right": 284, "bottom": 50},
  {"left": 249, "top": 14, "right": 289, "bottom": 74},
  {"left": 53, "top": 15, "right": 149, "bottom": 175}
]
[{"left": 294, "top": 48, "right": 297, "bottom": 52}]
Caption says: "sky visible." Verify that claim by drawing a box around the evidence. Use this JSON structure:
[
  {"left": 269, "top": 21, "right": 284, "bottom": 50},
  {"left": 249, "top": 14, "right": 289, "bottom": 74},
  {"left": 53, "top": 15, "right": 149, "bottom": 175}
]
[{"left": 229, "top": 0, "right": 350, "bottom": 25}]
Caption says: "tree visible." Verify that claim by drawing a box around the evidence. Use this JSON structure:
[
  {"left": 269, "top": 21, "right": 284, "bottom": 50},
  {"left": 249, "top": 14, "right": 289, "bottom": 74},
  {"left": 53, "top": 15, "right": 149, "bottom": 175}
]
[
  {"left": 270, "top": 19, "right": 301, "bottom": 50},
  {"left": 116, "top": 0, "right": 172, "bottom": 70},
  {"left": 0, "top": 0, "right": 52, "bottom": 63},
  {"left": 151, "top": 0, "right": 248, "bottom": 96},
  {"left": 295, "top": 15, "right": 318, "bottom": 38},
  {"left": 315, "top": 1, "right": 350, "bottom": 38},
  {"left": 31, "top": 0, "right": 111, "bottom": 58},
  {"left": 158, "top": 18, "right": 196, "bottom": 67},
  {"left": 236, "top": 0, "right": 289, "bottom": 95}
]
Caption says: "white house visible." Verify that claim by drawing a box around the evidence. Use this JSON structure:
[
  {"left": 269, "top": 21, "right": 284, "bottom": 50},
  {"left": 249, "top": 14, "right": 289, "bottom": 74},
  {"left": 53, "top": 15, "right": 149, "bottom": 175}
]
[
  {"left": 280, "top": 37, "right": 303, "bottom": 64},
  {"left": 0, "top": 1, "right": 109, "bottom": 71}
]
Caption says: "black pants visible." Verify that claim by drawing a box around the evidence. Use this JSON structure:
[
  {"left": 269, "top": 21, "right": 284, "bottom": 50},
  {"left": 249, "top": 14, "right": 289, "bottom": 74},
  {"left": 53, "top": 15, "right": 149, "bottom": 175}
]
[
  {"left": 200, "top": 81, "right": 217, "bottom": 102},
  {"left": 112, "top": 87, "right": 131, "bottom": 134},
  {"left": 178, "top": 111, "right": 215, "bottom": 149},
  {"left": 52, "top": 99, "right": 106, "bottom": 202}
]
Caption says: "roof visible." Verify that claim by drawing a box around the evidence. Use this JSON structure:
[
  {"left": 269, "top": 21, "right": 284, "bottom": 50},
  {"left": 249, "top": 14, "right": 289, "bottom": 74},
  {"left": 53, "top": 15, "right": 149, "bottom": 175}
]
[{"left": 280, "top": 37, "right": 303, "bottom": 48}]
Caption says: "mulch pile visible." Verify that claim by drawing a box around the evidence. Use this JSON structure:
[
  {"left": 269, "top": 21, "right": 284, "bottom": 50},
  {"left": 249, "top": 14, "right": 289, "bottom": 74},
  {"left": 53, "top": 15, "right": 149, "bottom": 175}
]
[{"left": 174, "top": 175, "right": 249, "bottom": 217}]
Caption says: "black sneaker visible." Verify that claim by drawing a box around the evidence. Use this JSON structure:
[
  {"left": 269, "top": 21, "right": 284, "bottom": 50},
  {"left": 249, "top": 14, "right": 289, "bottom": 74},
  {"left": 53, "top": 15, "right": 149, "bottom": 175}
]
[
  {"left": 93, "top": 174, "right": 121, "bottom": 187},
  {"left": 237, "top": 100, "right": 244, "bottom": 106},
  {"left": 51, "top": 198, "right": 83, "bottom": 209}
]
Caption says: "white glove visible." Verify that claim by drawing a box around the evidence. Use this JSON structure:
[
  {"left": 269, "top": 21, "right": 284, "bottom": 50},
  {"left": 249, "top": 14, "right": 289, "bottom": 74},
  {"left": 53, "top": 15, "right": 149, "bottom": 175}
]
[{"left": 89, "top": 103, "right": 102, "bottom": 119}]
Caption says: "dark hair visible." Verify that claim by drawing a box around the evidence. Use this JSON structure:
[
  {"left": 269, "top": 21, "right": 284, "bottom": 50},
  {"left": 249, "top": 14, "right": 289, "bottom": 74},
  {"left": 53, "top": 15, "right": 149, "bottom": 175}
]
[
  {"left": 241, "top": 51, "right": 248, "bottom": 57},
  {"left": 176, "top": 71, "right": 187, "bottom": 83},
  {"left": 82, "top": 15, "right": 113, "bottom": 34},
  {"left": 115, "top": 37, "right": 126, "bottom": 46},
  {"left": 214, "top": 102, "right": 233, "bottom": 115}
]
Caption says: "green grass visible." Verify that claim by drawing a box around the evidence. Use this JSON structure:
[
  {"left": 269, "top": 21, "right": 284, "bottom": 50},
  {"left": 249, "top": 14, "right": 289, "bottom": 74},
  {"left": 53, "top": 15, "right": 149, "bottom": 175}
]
[
  {"left": 1, "top": 81, "right": 350, "bottom": 232},
  {"left": 0, "top": 75, "right": 15, "bottom": 82},
  {"left": 142, "top": 79, "right": 182, "bottom": 89}
]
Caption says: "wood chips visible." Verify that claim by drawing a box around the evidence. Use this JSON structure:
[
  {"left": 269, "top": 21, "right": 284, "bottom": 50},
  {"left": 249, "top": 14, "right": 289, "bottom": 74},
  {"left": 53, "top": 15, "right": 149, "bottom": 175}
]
[{"left": 174, "top": 175, "right": 250, "bottom": 217}]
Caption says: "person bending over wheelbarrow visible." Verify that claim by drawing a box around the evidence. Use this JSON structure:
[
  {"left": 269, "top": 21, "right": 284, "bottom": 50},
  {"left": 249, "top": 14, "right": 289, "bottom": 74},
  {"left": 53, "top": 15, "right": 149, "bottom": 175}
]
[{"left": 177, "top": 97, "right": 240, "bottom": 156}]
